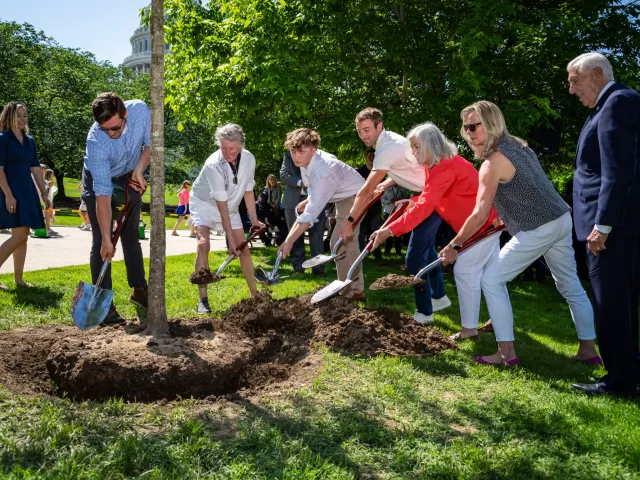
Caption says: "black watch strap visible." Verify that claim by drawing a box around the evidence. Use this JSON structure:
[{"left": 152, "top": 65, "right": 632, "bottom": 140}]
[
  {"left": 346, "top": 215, "right": 355, "bottom": 224},
  {"left": 450, "top": 242, "right": 462, "bottom": 251}
]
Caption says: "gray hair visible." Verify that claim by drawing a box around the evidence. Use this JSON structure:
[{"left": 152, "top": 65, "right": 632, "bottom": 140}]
[
  {"left": 407, "top": 122, "right": 457, "bottom": 167},
  {"left": 567, "top": 52, "right": 614, "bottom": 81},
  {"left": 214, "top": 123, "right": 245, "bottom": 146}
]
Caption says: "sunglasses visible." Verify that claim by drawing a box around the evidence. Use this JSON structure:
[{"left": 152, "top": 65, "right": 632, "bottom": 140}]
[
  {"left": 463, "top": 122, "right": 482, "bottom": 133},
  {"left": 99, "top": 117, "right": 126, "bottom": 133}
]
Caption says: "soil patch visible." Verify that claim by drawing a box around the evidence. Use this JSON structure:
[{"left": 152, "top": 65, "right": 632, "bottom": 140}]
[
  {"left": 189, "top": 267, "right": 225, "bottom": 285},
  {"left": 0, "top": 294, "right": 456, "bottom": 402},
  {"left": 369, "top": 273, "right": 424, "bottom": 291}
]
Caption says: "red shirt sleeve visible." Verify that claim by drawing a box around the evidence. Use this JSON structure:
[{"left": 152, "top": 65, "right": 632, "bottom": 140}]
[{"left": 388, "top": 164, "right": 455, "bottom": 236}]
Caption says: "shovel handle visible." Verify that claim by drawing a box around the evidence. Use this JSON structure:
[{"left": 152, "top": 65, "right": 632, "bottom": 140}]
[
  {"left": 363, "top": 199, "right": 410, "bottom": 253},
  {"left": 414, "top": 224, "right": 505, "bottom": 279},
  {"left": 112, "top": 179, "right": 146, "bottom": 246},
  {"left": 216, "top": 224, "right": 268, "bottom": 275},
  {"left": 331, "top": 190, "right": 384, "bottom": 256}
]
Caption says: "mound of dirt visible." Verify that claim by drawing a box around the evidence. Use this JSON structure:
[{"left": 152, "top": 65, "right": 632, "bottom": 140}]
[
  {"left": 369, "top": 273, "right": 424, "bottom": 290},
  {"left": 1, "top": 294, "right": 456, "bottom": 402},
  {"left": 189, "top": 267, "right": 225, "bottom": 285}
]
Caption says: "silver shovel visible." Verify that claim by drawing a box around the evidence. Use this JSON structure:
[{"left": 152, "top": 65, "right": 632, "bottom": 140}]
[
  {"left": 71, "top": 180, "right": 145, "bottom": 329},
  {"left": 255, "top": 251, "right": 289, "bottom": 285},
  {"left": 214, "top": 224, "right": 267, "bottom": 277},
  {"left": 310, "top": 199, "right": 410, "bottom": 304},
  {"left": 302, "top": 190, "right": 384, "bottom": 269}
]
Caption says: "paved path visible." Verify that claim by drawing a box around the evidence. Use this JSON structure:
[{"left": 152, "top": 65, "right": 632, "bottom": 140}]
[{"left": 0, "top": 227, "right": 230, "bottom": 274}]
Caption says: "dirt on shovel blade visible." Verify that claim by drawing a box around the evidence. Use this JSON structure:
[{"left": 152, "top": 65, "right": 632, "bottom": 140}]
[
  {"left": 369, "top": 273, "right": 425, "bottom": 290},
  {"left": 189, "top": 267, "right": 225, "bottom": 285},
  {"left": 0, "top": 293, "right": 456, "bottom": 402}
]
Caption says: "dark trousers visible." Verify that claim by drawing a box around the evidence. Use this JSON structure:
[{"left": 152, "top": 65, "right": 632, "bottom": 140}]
[
  {"left": 383, "top": 212, "right": 404, "bottom": 254},
  {"left": 406, "top": 212, "right": 446, "bottom": 315},
  {"left": 284, "top": 197, "right": 326, "bottom": 273},
  {"left": 587, "top": 230, "right": 640, "bottom": 392},
  {"left": 358, "top": 210, "right": 383, "bottom": 260},
  {"left": 83, "top": 184, "right": 146, "bottom": 291}
]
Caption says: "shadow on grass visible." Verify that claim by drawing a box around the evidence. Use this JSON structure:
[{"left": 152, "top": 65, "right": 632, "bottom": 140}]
[{"left": 12, "top": 285, "right": 64, "bottom": 311}]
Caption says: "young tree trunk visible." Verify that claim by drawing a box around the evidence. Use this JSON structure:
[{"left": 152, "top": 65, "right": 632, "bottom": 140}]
[
  {"left": 146, "top": 0, "right": 169, "bottom": 336},
  {"left": 54, "top": 171, "right": 66, "bottom": 199}
]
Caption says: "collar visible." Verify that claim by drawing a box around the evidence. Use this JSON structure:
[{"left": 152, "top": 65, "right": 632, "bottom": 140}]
[
  {"left": 594, "top": 81, "right": 616, "bottom": 111},
  {"left": 375, "top": 128, "right": 387, "bottom": 151}
]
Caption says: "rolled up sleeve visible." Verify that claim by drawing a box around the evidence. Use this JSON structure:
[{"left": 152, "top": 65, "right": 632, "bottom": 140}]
[
  {"left": 298, "top": 177, "right": 336, "bottom": 224},
  {"left": 204, "top": 164, "right": 228, "bottom": 202},
  {"left": 245, "top": 157, "right": 256, "bottom": 192},
  {"left": 85, "top": 139, "right": 113, "bottom": 196}
]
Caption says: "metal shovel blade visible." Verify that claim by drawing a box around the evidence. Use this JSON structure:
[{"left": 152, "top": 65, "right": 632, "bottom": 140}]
[
  {"left": 302, "top": 254, "right": 336, "bottom": 269},
  {"left": 310, "top": 279, "right": 353, "bottom": 304},
  {"left": 71, "top": 280, "right": 114, "bottom": 330}
]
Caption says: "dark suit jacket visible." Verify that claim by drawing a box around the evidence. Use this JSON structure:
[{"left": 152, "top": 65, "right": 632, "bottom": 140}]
[
  {"left": 573, "top": 82, "right": 640, "bottom": 241},
  {"left": 279, "top": 151, "right": 303, "bottom": 210}
]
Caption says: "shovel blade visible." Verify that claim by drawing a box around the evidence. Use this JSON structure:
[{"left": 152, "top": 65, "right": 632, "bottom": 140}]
[
  {"left": 310, "top": 279, "right": 351, "bottom": 304},
  {"left": 254, "top": 268, "right": 269, "bottom": 284},
  {"left": 71, "top": 281, "right": 114, "bottom": 330},
  {"left": 302, "top": 254, "right": 337, "bottom": 269}
]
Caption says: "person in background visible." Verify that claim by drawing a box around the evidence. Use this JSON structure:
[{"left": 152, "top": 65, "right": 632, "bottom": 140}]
[
  {"left": 356, "top": 148, "right": 383, "bottom": 260},
  {"left": 172, "top": 180, "right": 195, "bottom": 237},
  {"left": 381, "top": 184, "right": 411, "bottom": 255},
  {"left": 265, "top": 174, "right": 282, "bottom": 210},
  {"left": 76, "top": 182, "right": 91, "bottom": 231},
  {"left": 280, "top": 150, "right": 326, "bottom": 274},
  {"left": 567, "top": 53, "right": 640, "bottom": 396},
  {"left": 43, "top": 169, "right": 57, "bottom": 236},
  {"left": 189, "top": 123, "right": 265, "bottom": 314},
  {"left": 0, "top": 101, "right": 51, "bottom": 289}
]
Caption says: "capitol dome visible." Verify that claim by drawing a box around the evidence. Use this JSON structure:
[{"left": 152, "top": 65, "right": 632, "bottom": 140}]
[{"left": 122, "top": 4, "right": 169, "bottom": 74}]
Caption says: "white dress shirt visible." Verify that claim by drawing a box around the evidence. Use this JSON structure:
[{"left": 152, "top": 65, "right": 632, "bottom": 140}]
[
  {"left": 298, "top": 149, "right": 365, "bottom": 224},
  {"left": 191, "top": 148, "right": 256, "bottom": 214},
  {"left": 373, "top": 129, "right": 425, "bottom": 192}
]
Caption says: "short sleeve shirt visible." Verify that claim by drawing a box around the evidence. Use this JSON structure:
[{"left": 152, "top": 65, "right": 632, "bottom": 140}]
[{"left": 373, "top": 129, "right": 425, "bottom": 192}]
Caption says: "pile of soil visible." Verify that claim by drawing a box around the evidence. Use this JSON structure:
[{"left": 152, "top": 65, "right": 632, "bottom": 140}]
[
  {"left": 369, "top": 273, "right": 424, "bottom": 290},
  {"left": 0, "top": 294, "right": 456, "bottom": 402},
  {"left": 189, "top": 267, "right": 225, "bottom": 285}
]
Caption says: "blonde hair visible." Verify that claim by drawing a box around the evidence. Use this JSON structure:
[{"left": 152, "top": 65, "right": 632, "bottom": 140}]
[
  {"left": 460, "top": 101, "right": 526, "bottom": 159},
  {"left": 0, "top": 102, "right": 29, "bottom": 134},
  {"left": 266, "top": 174, "right": 277, "bottom": 188},
  {"left": 407, "top": 122, "right": 457, "bottom": 167}
]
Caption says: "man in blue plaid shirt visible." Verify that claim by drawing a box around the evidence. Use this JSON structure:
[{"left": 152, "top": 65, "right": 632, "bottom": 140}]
[{"left": 81, "top": 92, "right": 151, "bottom": 324}]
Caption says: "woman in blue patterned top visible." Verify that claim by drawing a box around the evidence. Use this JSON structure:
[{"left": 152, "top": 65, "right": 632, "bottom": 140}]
[{"left": 0, "top": 102, "right": 51, "bottom": 289}]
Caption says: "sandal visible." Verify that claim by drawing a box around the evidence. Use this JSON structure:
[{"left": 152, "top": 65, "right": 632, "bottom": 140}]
[
  {"left": 450, "top": 332, "right": 479, "bottom": 342},
  {"left": 0, "top": 281, "right": 8, "bottom": 291},
  {"left": 473, "top": 355, "right": 520, "bottom": 367},
  {"left": 478, "top": 320, "right": 494, "bottom": 333},
  {"left": 16, "top": 281, "right": 34, "bottom": 288}
]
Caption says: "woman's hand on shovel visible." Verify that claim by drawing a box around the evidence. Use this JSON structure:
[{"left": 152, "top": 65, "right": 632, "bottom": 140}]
[
  {"left": 101, "top": 239, "right": 116, "bottom": 261},
  {"left": 370, "top": 228, "right": 391, "bottom": 251}
]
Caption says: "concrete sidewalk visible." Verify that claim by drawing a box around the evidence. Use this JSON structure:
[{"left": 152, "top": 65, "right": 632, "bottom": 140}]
[{"left": 0, "top": 227, "right": 231, "bottom": 274}]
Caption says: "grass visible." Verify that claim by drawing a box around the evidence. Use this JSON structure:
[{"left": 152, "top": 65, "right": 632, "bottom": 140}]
[
  {"left": 49, "top": 210, "right": 191, "bottom": 230},
  {"left": 61, "top": 177, "right": 180, "bottom": 206},
  {"left": 1, "top": 249, "right": 639, "bottom": 479}
]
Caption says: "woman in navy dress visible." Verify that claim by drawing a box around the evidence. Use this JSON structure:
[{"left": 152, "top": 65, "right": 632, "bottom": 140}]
[{"left": 0, "top": 102, "right": 51, "bottom": 289}]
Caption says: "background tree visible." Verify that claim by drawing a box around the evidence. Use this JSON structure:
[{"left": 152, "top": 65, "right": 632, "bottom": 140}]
[{"left": 147, "top": 0, "right": 170, "bottom": 335}]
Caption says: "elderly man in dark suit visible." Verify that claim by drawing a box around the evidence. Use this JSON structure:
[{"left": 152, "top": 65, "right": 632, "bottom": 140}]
[
  {"left": 569, "top": 52, "right": 640, "bottom": 396},
  {"left": 279, "top": 151, "right": 326, "bottom": 273}
]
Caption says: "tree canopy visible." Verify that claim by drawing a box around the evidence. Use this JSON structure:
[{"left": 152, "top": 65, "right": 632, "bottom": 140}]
[{"left": 163, "top": 0, "right": 640, "bottom": 180}]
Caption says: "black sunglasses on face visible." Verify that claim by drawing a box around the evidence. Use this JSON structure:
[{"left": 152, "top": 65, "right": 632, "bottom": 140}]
[
  {"left": 99, "top": 117, "right": 126, "bottom": 133},
  {"left": 463, "top": 122, "right": 482, "bottom": 133}
]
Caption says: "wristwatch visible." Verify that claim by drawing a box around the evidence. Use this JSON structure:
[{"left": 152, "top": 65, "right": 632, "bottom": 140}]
[
  {"left": 346, "top": 215, "right": 355, "bottom": 224},
  {"left": 449, "top": 241, "right": 463, "bottom": 251}
]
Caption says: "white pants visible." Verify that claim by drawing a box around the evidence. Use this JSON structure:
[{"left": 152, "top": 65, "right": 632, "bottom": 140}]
[
  {"left": 453, "top": 234, "right": 501, "bottom": 329},
  {"left": 483, "top": 212, "right": 595, "bottom": 342}
]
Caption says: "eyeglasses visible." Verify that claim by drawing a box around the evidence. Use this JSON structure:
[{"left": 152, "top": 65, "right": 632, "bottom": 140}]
[
  {"left": 463, "top": 122, "right": 482, "bottom": 133},
  {"left": 99, "top": 117, "right": 126, "bottom": 133}
]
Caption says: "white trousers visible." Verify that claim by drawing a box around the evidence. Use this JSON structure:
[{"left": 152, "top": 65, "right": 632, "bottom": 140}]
[
  {"left": 482, "top": 212, "right": 595, "bottom": 342},
  {"left": 453, "top": 234, "right": 501, "bottom": 329}
]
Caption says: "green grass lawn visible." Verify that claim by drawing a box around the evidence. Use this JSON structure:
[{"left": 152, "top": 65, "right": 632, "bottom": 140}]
[
  {"left": 1, "top": 249, "right": 639, "bottom": 479},
  {"left": 50, "top": 210, "right": 191, "bottom": 230},
  {"left": 62, "top": 177, "right": 181, "bottom": 206}
]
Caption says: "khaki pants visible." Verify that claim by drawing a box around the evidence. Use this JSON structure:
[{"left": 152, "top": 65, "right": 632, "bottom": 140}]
[{"left": 331, "top": 195, "right": 363, "bottom": 296}]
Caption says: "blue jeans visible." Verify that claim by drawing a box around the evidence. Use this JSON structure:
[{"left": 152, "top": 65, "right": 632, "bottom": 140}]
[{"left": 405, "top": 212, "right": 446, "bottom": 315}]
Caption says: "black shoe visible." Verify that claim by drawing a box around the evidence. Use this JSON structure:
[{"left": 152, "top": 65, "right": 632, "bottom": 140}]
[
  {"left": 129, "top": 286, "right": 148, "bottom": 310},
  {"left": 572, "top": 382, "right": 638, "bottom": 397},
  {"left": 294, "top": 267, "right": 305, "bottom": 274},
  {"left": 198, "top": 297, "right": 212, "bottom": 315},
  {"left": 103, "top": 304, "right": 125, "bottom": 325}
]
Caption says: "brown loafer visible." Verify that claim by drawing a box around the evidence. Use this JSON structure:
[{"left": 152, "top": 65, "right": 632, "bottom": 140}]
[
  {"left": 129, "top": 285, "right": 148, "bottom": 310},
  {"left": 102, "top": 303, "right": 125, "bottom": 325}
]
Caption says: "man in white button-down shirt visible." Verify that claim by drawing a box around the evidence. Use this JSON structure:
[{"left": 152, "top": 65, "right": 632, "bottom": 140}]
[{"left": 277, "top": 128, "right": 366, "bottom": 300}]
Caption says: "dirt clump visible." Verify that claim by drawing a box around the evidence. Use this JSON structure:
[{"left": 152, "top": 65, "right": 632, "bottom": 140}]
[
  {"left": 369, "top": 273, "right": 424, "bottom": 290},
  {"left": 189, "top": 267, "right": 225, "bottom": 285},
  {"left": 1, "top": 294, "right": 456, "bottom": 402}
]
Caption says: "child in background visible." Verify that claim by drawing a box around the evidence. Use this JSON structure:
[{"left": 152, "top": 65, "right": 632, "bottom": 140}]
[{"left": 172, "top": 180, "right": 195, "bottom": 237}]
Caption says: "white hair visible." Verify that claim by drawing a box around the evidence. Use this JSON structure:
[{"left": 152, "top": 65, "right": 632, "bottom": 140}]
[
  {"left": 407, "top": 122, "right": 457, "bottom": 167},
  {"left": 567, "top": 52, "right": 614, "bottom": 81},
  {"left": 215, "top": 123, "right": 245, "bottom": 146}
]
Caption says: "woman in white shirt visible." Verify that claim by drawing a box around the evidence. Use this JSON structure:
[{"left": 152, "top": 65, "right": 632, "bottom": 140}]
[
  {"left": 189, "top": 123, "right": 264, "bottom": 314},
  {"left": 278, "top": 128, "right": 366, "bottom": 300}
]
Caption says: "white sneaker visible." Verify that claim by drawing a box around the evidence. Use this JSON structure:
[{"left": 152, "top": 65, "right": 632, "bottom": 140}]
[
  {"left": 413, "top": 311, "right": 434, "bottom": 325},
  {"left": 432, "top": 295, "right": 451, "bottom": 312},
  {"left": 83, "top": 224, "right": 92, "bottom": 231}
]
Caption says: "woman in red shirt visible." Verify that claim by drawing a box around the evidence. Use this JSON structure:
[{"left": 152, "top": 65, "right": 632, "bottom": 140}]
[{"left": 371, "top": 122, "right": 506, "bottom": 340}]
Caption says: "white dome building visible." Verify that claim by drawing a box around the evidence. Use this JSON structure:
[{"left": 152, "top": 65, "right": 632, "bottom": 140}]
[{"left": 122, "top": 5, "right": 169, "bottom": 74}]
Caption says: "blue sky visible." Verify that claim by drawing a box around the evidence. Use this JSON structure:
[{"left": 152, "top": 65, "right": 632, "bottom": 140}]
[{"left": 0, "top": 0, "right": 151, "bottom": 65}]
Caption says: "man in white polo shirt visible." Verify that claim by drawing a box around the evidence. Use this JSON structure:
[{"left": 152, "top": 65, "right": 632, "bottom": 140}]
[
  {"left": 341, "top": 107, "right": 450, "bottom": 324},
  {"left": 278, "top": 128, "right": 366, "bottom": 300}
]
